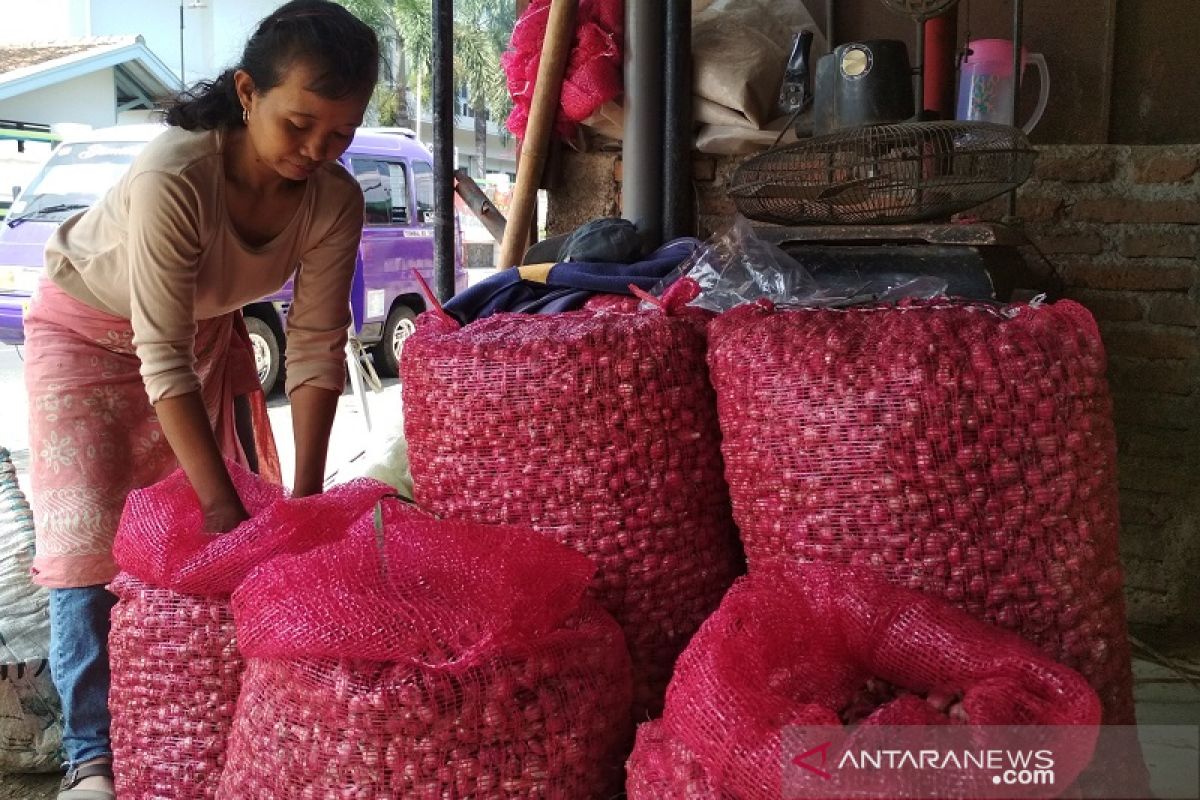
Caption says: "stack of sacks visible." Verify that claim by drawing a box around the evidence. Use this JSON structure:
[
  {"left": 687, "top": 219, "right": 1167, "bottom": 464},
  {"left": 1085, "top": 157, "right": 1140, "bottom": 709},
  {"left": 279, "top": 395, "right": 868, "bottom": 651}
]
[
  {"left": 108, "top": 463, "right": 393, "bottom": 799},
  {"left": 220, "top": 497, "right": 633, "bottom": 798},
  {"left": 403, "top": 301, "right": 740, "bottom": 716}
]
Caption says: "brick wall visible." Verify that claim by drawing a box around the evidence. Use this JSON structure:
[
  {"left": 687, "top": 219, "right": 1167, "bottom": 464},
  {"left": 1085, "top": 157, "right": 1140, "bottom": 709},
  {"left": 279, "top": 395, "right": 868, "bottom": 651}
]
[
  {"left": 1002, "top": 146, "right": 1200, "bottom": 640},
  {"left": 549, "top": 145, "right": 1200, "bottom": 641}
]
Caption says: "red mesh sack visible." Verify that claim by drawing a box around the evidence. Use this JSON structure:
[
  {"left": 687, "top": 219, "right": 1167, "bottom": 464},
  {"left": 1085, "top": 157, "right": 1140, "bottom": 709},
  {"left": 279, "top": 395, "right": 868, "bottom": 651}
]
[
  {"left": 707, "top": 300, "right": 1136, "bottom": 727},
  {"left": 108, "top": 574, "right": 241, "bottom": 799},
  {"left": 581, "top": 293, "right": 642, "bottom": 313},
  {"left": 108, "top": 465, "right": 395, "bottom": 799},
  {"left": 645, "top": 564, "right": 1101, "bottom": 800},
  {"left": 503, "top": 0, "right": 623, "bottom": 139},
  {"left": 402, "top": 306, "right": 741, "bottom": 716},
  {"left": 220, "top": 499, "right": 633, "bottom": 798},
  {"left": 626, "top": 719, "right": 720, "bottom": 800}
]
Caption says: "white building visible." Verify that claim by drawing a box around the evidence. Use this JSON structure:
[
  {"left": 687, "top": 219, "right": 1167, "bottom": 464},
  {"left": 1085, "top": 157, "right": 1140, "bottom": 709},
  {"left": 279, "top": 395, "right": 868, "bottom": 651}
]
[{"left": 0, "top": 0, "right": 278, "bottom": 89}]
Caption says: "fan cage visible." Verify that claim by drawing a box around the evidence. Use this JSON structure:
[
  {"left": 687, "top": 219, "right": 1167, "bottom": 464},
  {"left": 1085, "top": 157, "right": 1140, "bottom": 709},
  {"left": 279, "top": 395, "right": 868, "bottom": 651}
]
[
  {"left": 877, "top": 0, "right": 961, "bottom": 20},
  {"left": 728, "top": 121, "right": 1037, "bottom": 226}
]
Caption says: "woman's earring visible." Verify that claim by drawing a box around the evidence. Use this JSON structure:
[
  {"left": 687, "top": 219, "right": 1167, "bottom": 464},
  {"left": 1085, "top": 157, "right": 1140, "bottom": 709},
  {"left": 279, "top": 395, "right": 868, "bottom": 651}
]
[{"left": 242, "top": 107, "right": 249, "bottom": 126}]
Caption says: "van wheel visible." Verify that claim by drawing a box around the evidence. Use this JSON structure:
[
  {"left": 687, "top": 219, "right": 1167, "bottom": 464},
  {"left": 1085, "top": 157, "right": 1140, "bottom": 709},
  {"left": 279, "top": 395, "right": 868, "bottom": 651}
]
[
  {"left": 245, "top": 315, "right": 282, "bottom": 395},
  {"left": 373, "top": 304, "right": 417, "bottom": 378}
]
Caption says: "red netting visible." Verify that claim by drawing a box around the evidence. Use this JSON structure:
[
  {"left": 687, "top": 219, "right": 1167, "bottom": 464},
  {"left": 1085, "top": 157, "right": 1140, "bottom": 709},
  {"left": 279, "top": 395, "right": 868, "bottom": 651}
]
[
  {"left": 108, "top": 574, "right": 240, "bottom": 799},
  {"left": 640, "top": 564, "right": 1101, "bottom": 800},
  {"left": 580, "top": 293, "right": 642, "bottom": 313},
  {"left": 402, "top": 308, "right": 742, "bottom": 716},
  {"left": 221, "top": 500, "right": 633, "bottom": 798},
  {"left": 107, "top": 466, "right": 397, "bottom": 799},
  {"left": 706, "top": 300, "right": 1136, "bottom": 727},
  {"left": 626, "top": 719, "right": 720, "bottom": 800},
  {"left": 503, "top": 0, "right": 623, "bottom": 139},
  {"left": 115, "top": 462, "right": 397, "bottom": 595}
]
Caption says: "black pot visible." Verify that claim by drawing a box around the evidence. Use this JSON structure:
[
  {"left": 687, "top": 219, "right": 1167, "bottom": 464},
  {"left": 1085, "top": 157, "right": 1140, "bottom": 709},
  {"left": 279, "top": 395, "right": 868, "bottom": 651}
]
[{"left": 813, "top": 40, "right": 915, "bottom": 136}]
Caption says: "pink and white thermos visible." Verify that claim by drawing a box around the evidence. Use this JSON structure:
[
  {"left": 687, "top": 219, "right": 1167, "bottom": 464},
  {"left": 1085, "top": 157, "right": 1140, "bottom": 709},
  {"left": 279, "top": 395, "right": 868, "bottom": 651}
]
[{"left": 957, "top": 39, "right": 1050, "bottom": 133}]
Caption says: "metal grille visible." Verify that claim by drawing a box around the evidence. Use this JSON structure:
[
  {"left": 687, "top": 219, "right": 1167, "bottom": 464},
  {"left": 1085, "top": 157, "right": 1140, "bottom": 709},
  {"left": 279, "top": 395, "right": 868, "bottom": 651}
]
[
  {"left": 877, "top": 0, "right": 961, "bottom": 20},
  {"left": 728, "top": 121, "right": 1036, "bottom": 226}
]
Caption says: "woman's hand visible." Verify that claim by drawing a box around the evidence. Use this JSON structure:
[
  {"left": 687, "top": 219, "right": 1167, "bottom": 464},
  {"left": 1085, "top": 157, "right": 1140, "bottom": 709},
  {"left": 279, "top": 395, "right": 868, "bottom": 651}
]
[
  {"left": 202, "top": 496, "right": 250, "bottom": 533},
  {"left": 155, "top": 391, "right": 250, "bottom": 531}
]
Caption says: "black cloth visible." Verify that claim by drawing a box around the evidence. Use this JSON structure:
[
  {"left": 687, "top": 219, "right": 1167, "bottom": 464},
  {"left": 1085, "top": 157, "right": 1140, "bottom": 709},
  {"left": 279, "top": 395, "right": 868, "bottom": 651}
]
[{"left": 443, "top": 238, "right": 700, "bottom": 324}]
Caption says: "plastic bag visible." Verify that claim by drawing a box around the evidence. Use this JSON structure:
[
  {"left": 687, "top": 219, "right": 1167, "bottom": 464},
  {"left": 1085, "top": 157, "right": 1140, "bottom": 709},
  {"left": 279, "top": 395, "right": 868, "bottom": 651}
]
[
  {"left": 645, "top": 216, "right": 816, "bottom": 312},
  {"left": 0, "top": 446, "right": 61, "bottom": 773},
  {"left": 645, "top": 216, "right": 949, "bottom": 312}
]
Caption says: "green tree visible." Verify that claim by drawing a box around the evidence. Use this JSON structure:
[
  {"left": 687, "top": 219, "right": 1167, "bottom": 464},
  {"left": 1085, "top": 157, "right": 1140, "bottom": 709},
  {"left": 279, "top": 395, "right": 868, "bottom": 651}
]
[
  {"left": 457, "top": 0, "right": 514, "bottom": 178},
  {"left": 339, "top": 0, "right": 514, "bottom": 177}
]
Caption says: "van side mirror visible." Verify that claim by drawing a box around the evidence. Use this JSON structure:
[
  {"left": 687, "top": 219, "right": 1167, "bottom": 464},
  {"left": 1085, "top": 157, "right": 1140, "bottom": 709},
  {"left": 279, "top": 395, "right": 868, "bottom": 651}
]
[{"left": 10, "top": 186, "right": 20, "bottom": 200}]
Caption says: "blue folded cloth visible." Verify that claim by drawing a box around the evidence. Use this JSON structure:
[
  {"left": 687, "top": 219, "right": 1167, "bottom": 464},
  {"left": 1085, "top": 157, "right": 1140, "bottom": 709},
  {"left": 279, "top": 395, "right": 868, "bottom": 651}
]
[{"left": 443, "top": 237, "right": 701, "bottom": 324}]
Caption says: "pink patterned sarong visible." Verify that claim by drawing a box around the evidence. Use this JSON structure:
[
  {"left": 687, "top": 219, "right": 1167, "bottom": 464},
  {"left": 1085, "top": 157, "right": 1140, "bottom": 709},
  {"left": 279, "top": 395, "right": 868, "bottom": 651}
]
[{"left": 24, "top": 279, "right": 265, "bottom": 588}]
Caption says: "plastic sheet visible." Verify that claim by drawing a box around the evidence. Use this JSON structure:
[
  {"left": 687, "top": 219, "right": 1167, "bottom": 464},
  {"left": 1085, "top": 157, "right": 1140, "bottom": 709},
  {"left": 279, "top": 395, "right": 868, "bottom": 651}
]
[{"left": 645, "top": 217, "right": 949, "bottom": 313}]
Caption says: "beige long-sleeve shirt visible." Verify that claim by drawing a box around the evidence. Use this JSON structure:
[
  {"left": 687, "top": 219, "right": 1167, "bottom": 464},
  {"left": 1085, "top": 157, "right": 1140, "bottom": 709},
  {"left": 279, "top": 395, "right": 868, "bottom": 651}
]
[{"left": 44, "top": 125, "right": 364, "bottom": 403}]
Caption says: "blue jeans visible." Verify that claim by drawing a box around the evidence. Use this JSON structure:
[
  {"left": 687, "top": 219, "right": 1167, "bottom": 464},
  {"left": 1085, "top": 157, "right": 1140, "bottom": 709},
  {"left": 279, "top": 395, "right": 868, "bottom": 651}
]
[{"left": 49, "top": 585, "right": 117, "bottom": 767}]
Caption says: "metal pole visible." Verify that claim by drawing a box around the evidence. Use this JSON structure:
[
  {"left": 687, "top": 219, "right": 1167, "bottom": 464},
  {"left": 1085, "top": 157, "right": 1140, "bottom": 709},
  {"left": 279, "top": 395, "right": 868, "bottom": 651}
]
[
  {"left": 179, "top": 2, "right": 185, "bottom": 88},
  {"left": 432, "top": 0, "right": 456, "bottom": 301},
  {"left": 914, "top": 20, "right": 926, "bottom": 118},
  {"left": 662, "top": 0, "right": 692, "bottom": 240},
  {"left": 622, "top": 1, "right": 665, "bottom": 249},
  {"left": 1007, "top": 0, "right": 1024, "bottom": 217},
  {"left": 454, "top": 167, "right": 507, "bottom": 243}
]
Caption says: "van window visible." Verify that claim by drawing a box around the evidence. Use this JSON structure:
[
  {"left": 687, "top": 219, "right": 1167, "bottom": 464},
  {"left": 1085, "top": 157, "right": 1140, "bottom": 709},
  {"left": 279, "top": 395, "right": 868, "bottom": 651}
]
[
  {"left": 351, "top": 158, "right": 412, "bottom": 225},
  {"left": 8, "top": 141, "right": 141, "bottom": 220},
  {"left": 386, "top": 162, "right": 409, "bottom": 224},
  {"left": 412, "top": 161, "right": 433, "bottom": 223},
  {"left": 351, "top": 158, "right": 391, "bottom": 226},
  {"left": 350, "top": 158, "right": 388, "bottom": 225}
]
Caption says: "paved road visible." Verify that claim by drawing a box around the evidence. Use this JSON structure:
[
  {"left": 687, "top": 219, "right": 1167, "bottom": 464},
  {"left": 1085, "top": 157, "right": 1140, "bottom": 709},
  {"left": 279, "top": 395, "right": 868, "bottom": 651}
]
[
  {"left": 1, "top": 266, "right": 499, "bottom": 492},
  {"left": 0, "top": 344, "right": 31, "bottom": 484},
  {"left": 0, "top": 342, "right": 408, "bottom": 496}
]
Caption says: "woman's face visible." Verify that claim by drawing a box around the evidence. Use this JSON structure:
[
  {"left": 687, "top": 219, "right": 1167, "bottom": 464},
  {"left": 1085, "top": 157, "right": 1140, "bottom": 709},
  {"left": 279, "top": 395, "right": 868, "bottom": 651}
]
[{"left": 235, "top": 63, "right": 368, "bottom": 182}]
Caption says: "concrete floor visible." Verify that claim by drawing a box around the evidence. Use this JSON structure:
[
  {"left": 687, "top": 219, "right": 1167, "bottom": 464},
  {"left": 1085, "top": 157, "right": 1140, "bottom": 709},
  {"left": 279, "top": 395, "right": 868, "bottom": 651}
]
[{"left": 3, "top": 655, "right": 1198, "bottom": 799}]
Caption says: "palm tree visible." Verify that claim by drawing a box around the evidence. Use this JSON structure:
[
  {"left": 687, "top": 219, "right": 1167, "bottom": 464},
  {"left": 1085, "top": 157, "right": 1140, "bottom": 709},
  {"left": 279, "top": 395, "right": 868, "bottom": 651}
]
[
  {"left": 339, "top": 0, "right": 514, "bottom": 177},
  {"left": 456, "top": 0, "right": 514, "bottom": 178},
  {"left": 338, "top": 0, "right": 415, "bottom": 127}
]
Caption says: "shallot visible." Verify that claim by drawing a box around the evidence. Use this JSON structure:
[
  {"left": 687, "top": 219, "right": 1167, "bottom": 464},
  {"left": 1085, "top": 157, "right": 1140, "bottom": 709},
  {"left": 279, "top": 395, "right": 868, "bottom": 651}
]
[
  {"left": 707, "top": 299, "right": 1135, "bottom": 725},
  {"left": 403, "top": 308, "right": 742, "bottom": 716}
]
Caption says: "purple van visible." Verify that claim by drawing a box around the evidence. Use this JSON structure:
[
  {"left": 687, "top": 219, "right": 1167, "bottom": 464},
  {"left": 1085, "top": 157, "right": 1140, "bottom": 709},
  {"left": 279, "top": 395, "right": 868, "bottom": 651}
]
[{"left": 0, "top": 124, "right": 466, "bottom": 393}]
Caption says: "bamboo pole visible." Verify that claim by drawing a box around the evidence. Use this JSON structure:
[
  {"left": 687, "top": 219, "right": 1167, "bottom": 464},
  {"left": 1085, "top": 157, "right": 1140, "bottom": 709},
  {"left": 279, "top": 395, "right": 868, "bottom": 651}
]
[{"left": 497, "top": 0, "right": 578, "bottom": 268}]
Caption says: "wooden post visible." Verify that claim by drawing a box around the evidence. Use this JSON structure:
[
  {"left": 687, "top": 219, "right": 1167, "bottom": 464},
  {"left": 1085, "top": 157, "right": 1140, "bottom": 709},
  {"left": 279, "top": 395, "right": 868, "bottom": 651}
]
[{"left": 497, "top": 0, "right": 578, "bottom": 268}]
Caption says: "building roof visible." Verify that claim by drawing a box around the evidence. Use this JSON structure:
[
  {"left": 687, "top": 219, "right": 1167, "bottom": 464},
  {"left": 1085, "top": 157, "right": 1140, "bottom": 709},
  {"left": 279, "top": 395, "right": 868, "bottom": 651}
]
[
  {"left": 0, "top": 36, "right": 178, "bottom": 107},
  {"left": 0, "top": 37, "right": 131, "bottom": 73}
]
